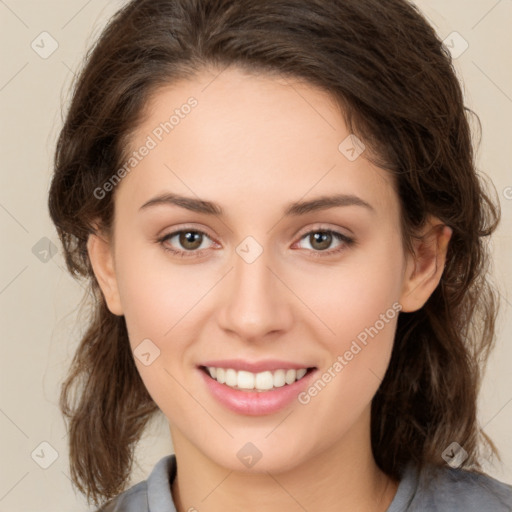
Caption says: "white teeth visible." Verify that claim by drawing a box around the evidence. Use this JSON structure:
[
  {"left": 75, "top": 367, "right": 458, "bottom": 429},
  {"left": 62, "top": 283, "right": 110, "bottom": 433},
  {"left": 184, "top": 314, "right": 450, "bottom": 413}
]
[
  {"left": 273, "top": 369, "right": 286, "bottom": 388},
  {"left": 206, "top": 366, "right": 310, "bottom": 391},
  {"left": 255, "top": 371, "right": 274, "bottom": 390},
  {"left": 285, "top": 369, "right": 297, "bottom": 385},
  {"left": 225, "top": 369, "right": 237, "bottom": 387},
  {"left": 296, "top": 368, "right": 307, "bottom": 380},
  {"left": 216, "top": 367, "right": 226, "bottom": 384},
  {"left": 237, "top": 370, "right": 255, "bottom": 390}
]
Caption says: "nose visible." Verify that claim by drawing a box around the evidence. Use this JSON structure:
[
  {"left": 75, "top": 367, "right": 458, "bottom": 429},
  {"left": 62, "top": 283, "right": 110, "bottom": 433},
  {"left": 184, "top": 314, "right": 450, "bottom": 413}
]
[{"left": 217, "top": 246, "right": 294, "bottom": 342}]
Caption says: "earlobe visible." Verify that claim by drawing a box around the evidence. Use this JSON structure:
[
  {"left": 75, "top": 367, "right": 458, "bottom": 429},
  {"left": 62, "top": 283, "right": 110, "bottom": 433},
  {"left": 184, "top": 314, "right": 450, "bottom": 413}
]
[
  {"left": 86, "top": 230, "right": 124, "bottom": 316},
  {"left": 399, "top": 221, "right": 452, "bottom": 313}
]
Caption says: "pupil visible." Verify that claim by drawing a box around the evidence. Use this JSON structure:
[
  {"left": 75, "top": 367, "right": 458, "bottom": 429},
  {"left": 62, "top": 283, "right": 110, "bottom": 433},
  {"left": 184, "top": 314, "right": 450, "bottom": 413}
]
[
  {"left": 181, "top": 231, "right": 202, "bottom": 250},
  {"left": 312, "top": 232, "right": 331, "bottom": 250}
]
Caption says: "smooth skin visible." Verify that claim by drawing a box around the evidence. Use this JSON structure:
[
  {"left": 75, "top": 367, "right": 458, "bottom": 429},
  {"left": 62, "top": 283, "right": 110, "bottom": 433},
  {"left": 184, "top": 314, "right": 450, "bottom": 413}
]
[{"left": 87, "top": 66, "right": 452, "bottom": 512}]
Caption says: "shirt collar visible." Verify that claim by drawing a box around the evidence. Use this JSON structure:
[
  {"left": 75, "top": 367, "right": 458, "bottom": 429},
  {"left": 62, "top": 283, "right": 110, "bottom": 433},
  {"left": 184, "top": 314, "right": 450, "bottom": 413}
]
[{"left": 147, "top": 455, "right": 178, "bottom": 512}]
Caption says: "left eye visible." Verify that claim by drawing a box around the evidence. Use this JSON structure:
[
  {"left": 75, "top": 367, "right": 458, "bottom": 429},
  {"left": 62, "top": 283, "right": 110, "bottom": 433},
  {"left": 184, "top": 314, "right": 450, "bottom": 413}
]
[{"left": 295, "top": 230, "right": 354, "bottom": 254}]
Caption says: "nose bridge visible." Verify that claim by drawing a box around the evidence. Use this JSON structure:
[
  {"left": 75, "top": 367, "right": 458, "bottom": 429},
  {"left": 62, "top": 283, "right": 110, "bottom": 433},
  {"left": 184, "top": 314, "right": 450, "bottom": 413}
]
[{"left": 218, "top": 238, "right": 292, "bottom": 339}]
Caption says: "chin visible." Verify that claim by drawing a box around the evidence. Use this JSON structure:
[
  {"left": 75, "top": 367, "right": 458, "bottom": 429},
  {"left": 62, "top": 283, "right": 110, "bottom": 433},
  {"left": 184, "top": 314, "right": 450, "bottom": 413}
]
[{"left": 201, "top": 437, "right": 312, "bottom": 475}]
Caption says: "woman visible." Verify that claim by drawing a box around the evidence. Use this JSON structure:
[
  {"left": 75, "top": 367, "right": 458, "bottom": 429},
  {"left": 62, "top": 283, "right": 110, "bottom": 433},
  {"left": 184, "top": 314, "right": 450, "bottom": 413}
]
[{"left": 48, "top": 0, "right": 512, "bottom": 510}]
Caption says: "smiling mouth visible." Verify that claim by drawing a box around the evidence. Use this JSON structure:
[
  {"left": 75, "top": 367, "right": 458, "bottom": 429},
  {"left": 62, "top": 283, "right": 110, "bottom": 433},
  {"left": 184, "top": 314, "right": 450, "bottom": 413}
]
[{"left": 200, "top": 366, "right": 316, "bottom": 392}]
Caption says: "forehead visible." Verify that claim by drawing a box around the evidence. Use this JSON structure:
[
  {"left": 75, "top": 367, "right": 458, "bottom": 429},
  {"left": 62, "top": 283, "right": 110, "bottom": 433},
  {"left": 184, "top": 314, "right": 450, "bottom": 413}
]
[{"left": 115, "top": 66, "right": 397, "bottom": 220}]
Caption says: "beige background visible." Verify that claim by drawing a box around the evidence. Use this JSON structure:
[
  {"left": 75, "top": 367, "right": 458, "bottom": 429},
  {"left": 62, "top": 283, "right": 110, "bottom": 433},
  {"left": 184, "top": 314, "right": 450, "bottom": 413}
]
[{"left": 0, "top": 1, "right": 511, "bottom": 510}]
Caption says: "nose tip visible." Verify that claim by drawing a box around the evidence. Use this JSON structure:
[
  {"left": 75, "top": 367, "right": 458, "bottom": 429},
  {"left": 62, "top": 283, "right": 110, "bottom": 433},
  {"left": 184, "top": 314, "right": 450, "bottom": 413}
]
[{"left": 216, "top": 248, "right": 293, "bottom": 341}]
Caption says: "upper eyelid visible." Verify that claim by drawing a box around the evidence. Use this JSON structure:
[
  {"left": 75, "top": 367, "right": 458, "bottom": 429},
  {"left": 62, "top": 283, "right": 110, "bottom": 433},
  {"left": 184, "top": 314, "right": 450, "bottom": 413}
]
[{"left": 295, "top": 223, "right": 352, "bottom": 239}]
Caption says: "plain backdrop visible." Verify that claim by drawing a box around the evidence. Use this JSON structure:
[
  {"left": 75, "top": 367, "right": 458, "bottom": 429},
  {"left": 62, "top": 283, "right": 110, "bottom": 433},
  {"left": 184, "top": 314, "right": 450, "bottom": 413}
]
[{"left": 0, "top": 1, "right": 511, "bottom": 510}]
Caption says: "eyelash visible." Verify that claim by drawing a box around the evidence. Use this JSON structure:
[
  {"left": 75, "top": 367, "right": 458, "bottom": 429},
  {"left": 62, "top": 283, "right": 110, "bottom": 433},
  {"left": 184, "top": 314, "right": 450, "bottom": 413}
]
[{"left": 157, "top": 226, "right": 356, "bottom": 260}]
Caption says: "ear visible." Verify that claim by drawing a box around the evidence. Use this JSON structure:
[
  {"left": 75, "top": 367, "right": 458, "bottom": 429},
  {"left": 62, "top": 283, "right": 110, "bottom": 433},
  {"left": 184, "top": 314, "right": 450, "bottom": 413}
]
[
  {"left": 399, "top": 218, "right": 452, "bottom": 313},
  {"left": 86, "top": 227, "right": 124, "bottom": 316}
]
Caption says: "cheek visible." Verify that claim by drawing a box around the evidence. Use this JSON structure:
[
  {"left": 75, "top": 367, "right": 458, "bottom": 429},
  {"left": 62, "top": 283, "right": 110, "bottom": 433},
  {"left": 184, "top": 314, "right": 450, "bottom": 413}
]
[
  {"left": 114, "top": 253, "right": 202, "bottom": 411},
  {"left": 294, "top": 234, "right": 403, "bottom": 407},
  {"left": 112, "top": 242, "right": 215, "bottom": 406},
  {"left": 113, "top": 233, "right": 206, "bottom": 343},
  {"left": 295, "top": 232, "right": 404, "bottom": 345},
  {"left": 296, "top": 297, "right": 400, "bottom": 445}
]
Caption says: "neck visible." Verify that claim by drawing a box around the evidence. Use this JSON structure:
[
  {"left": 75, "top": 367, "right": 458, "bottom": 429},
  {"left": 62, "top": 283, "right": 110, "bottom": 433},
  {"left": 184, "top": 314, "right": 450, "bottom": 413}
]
[{"left": 170, "top": 407, "right": 398, "bottom": 512}]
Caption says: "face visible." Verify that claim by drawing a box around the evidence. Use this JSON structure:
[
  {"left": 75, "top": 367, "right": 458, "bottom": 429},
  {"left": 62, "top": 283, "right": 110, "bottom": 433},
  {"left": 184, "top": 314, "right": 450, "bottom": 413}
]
[{"left": 89, "top": 66, "right": 448, "bottom": 474}]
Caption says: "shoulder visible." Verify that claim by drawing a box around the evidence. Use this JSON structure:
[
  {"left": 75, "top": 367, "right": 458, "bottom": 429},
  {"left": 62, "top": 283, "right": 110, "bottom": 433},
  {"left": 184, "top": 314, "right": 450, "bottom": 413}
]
[
  {"left": 95, "top": 480, "right": 148, "bottom": 512},
  {"left": 95, "top": 455, "right": 177, "bottom": 512},
  {"left": 392, "top": 462, "right": 512, "bottom": 511},
  {"left": 429, "top": 465, "right": 512, "bottom": 510}
]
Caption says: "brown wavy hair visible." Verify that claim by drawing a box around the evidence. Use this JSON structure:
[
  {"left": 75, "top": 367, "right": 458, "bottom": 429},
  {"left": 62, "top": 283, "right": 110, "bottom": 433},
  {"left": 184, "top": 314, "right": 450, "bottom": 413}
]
[{"left": 48, "top": 0, "right": 502, "bottom": 507}]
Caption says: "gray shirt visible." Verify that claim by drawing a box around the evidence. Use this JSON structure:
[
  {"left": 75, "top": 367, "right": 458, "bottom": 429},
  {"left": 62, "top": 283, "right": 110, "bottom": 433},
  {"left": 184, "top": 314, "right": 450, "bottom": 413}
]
[{"left": 97, "top": 454, "right": 512, "bottom": 511}]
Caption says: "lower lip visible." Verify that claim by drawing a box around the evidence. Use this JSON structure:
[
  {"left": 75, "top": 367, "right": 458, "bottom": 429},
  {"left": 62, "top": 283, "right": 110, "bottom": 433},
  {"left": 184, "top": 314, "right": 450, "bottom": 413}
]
[{"left": 199, "top": 368, "right": 317, "bottom": 416}]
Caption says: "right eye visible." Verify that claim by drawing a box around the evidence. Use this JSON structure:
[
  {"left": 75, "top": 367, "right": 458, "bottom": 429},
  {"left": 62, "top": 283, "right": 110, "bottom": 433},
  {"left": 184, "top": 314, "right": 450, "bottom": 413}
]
[{"left": 158, "top": 228, "right": 216, "bottom": 258}]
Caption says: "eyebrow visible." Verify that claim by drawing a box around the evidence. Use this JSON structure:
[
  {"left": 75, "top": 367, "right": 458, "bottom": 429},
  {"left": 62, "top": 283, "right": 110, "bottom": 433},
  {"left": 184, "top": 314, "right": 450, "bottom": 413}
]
[{"left": 139, "top": 192, "right": 375, "bottom": 216}]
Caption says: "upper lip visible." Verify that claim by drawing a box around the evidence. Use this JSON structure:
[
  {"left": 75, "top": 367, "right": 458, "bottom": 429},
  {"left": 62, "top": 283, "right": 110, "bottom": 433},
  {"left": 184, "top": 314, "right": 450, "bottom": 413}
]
[{"left": 199, "top": 359, "right": 316, "bottom": 373}]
